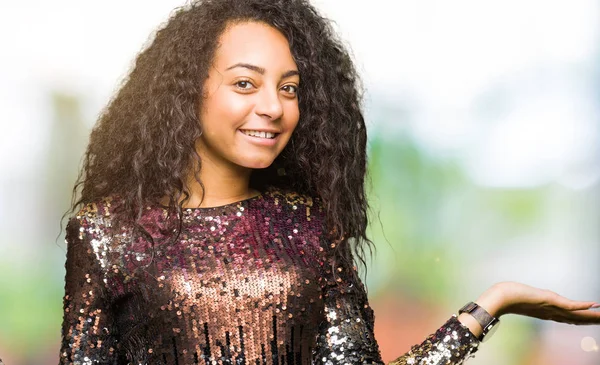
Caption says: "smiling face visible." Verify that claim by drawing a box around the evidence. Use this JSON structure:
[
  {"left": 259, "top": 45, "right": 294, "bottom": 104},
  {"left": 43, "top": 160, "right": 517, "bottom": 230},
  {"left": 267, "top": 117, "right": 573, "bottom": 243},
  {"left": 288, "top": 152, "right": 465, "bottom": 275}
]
[{"left": 196, "top": 21, "right": 300, "bottom": 173}]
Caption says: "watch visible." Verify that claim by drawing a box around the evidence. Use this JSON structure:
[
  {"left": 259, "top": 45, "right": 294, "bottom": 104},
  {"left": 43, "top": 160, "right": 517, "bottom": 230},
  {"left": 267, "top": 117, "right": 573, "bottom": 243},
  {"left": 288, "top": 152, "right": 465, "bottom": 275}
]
[{"left": 458, "top": 301, "right": 500, "bottom": 342}]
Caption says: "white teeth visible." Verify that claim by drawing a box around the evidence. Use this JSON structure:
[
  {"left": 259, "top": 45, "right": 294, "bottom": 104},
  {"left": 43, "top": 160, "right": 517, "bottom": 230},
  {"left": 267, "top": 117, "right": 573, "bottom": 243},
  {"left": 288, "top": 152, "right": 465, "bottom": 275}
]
[{"left": 241, "top": 130, "right": 276, "bottom": 139}]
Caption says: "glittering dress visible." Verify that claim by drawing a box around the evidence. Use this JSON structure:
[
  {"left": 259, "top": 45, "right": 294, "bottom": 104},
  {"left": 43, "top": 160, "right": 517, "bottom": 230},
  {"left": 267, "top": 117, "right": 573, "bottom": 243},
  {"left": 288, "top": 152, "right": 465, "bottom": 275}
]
[{"left": 60, "top": 187, "right": 480, "bottom": 365}]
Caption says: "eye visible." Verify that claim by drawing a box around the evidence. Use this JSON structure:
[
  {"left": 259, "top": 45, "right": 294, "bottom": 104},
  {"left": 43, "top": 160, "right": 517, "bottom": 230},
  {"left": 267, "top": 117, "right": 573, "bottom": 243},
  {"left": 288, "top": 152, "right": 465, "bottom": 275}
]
[
  {"left": 234, "top": 80, "right": 255, "bottom": 91},
  {"left": 281, "top": 84, "right": 298, "bottom": 96}
]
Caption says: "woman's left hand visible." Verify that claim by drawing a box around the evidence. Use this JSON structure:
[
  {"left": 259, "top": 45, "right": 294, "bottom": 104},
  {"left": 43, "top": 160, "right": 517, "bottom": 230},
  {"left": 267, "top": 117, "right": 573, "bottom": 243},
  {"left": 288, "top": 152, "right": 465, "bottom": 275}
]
[{"left": 479, "top": 281, "right": 600, "bottom": 325}]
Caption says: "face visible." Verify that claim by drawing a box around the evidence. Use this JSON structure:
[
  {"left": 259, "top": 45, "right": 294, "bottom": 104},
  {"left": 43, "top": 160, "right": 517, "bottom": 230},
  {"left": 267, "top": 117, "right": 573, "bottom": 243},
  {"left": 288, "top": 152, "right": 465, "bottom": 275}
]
[{"left": 196, "top": 21, "right": 300, "bottom": 172}]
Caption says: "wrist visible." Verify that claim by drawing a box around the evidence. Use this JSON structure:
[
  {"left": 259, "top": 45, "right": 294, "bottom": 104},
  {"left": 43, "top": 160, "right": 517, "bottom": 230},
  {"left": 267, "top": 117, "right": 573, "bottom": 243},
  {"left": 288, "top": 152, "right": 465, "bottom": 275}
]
[
  {"left": 457, "top": 313, "right": 483, "bottom": 339},
  {"left": 475, "top": 283, "right": 508, "bottom": 318},
  {"left": 457, "top": 301, "right": 501, "bottom": 342}
]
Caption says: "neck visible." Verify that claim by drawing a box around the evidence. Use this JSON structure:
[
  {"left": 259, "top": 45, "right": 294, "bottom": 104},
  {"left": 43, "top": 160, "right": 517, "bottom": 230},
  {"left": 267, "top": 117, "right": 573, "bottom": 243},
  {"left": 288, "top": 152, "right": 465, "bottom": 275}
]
[
  {"left": 172, "top": 146, "right": 259, "bottom": 208},
  {"left": 160, "top": 140, "right": 262, "bottom": 208},
  {"left": 185, "top": 159, "right": 258, "bottom": 208}
]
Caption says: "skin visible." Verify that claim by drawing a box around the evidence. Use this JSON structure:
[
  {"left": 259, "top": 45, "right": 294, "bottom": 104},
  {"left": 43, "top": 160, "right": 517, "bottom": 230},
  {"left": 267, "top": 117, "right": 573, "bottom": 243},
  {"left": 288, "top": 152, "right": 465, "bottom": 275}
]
[
  {"left": 172, "top": 20, "right": 600, "bottom": 340},
  {"left": 461, "top": 282, "right": 600, "bottom": 339},
  {"left": 183, "top": 21, "right": 300, "bottom": 208}
]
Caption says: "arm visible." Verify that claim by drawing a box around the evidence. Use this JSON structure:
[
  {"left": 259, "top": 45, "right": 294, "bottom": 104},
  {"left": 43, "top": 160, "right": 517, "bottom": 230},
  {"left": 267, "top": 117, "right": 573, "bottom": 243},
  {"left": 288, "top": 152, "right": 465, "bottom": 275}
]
[
  {"left": 60, "top": 215, "right": 119, "bottom": 364},
  {"left": 313, "top": 244, "right": 480, "bottom": 365},
  {"left": 312, "top": 248, "right": 600, "bottom": 365}
]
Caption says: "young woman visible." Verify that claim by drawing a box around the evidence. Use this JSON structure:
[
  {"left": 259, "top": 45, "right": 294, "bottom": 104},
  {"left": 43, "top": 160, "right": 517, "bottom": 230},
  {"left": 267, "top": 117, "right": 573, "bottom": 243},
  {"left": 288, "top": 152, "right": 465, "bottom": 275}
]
[{"left": 60, "top": 0, "right": 600, "bottom": 364}]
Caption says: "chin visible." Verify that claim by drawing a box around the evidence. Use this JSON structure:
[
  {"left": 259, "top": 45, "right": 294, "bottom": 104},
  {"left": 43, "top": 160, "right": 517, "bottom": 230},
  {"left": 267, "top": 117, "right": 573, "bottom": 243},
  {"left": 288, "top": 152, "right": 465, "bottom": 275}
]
[{"left": 239, "top": 158, "right": 277, "bottom": 170}]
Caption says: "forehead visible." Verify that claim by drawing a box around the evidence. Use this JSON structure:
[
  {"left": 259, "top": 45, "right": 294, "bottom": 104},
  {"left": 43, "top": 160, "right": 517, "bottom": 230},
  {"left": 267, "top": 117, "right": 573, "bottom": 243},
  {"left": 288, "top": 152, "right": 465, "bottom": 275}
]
[{"left": 212, "top": 21, "right": 297, "bottom": 69}]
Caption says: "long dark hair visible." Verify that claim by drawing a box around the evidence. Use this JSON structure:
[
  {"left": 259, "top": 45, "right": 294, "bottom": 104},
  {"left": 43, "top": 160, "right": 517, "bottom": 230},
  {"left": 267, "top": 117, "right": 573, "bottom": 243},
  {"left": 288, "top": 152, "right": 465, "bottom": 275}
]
[{"left": 64, "top": 0, "right": 374, "bottom": 285}]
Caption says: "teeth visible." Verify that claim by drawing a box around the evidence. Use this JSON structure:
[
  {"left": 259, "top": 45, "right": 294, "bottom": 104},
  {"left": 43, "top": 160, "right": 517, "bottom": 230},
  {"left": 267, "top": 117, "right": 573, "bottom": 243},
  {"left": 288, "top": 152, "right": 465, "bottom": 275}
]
[{"left": 241, "top": 130, "right": 276, "bottom": 139}]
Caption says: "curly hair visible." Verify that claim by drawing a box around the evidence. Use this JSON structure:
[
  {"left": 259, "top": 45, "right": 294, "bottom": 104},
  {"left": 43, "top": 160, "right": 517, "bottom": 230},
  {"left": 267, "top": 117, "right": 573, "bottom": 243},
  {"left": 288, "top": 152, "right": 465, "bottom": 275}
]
[{"left": 64, "top": 0, "right": 374, "bottom": 285}]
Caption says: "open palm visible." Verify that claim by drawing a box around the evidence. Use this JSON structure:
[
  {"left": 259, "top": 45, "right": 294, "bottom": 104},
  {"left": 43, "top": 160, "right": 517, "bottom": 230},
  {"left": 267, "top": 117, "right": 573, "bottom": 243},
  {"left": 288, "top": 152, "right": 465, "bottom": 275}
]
[{"left": 495, "top": 281, "right": 600, "bottom": 325}]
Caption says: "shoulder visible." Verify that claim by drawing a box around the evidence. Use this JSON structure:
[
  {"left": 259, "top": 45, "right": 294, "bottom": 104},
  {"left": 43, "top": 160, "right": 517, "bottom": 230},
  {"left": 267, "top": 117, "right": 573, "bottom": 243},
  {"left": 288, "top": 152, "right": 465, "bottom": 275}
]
[
  {"left": 263, "top": 187, "right": 327, "bottom": 238},
  {"left": 66, "top": 195, "right": 123, "bottom": 243},
  {"left": 262, "top": 186, "right": 325, "bottom": 214},
  {"left": 260, "top": 186, "right": 327, "bottom": 226}
]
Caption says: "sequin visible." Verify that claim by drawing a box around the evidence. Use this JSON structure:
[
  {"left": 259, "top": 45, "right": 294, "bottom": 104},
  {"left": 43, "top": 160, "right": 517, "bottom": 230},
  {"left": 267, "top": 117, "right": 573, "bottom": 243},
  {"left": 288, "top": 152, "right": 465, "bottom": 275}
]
[{"left": 60, "top": 187, "right": 480, "bottom": 364}]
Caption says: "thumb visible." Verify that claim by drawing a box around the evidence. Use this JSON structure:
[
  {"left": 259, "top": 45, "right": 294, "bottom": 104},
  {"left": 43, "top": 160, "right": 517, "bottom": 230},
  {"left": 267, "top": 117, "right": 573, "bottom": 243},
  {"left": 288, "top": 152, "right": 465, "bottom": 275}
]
[{"left": 563, "top": 300, "right": 598, "bottom": 311}]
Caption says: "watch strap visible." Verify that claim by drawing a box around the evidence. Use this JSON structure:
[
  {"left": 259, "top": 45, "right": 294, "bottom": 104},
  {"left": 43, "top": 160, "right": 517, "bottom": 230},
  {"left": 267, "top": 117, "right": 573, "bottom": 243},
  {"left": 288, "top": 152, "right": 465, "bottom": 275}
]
[{"left": 459, "top": 302, "right": 499, "bottom": 341}]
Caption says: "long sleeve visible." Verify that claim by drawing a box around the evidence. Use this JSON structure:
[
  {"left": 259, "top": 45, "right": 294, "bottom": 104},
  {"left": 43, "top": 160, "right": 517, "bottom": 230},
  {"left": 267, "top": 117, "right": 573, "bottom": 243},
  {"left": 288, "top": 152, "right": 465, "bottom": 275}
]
[
  {"left": 59, "top": 215, "right": 119, "bottom": 364},
  {"left": 313, "top": 244, "right": 480, "bottom": 365}
]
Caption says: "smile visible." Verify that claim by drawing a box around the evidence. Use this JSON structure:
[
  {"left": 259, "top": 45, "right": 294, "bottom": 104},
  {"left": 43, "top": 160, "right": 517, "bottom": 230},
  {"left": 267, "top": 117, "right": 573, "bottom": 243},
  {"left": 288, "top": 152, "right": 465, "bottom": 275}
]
[{"left": 240, "top": 130, "right": 278, "bottom": 139}]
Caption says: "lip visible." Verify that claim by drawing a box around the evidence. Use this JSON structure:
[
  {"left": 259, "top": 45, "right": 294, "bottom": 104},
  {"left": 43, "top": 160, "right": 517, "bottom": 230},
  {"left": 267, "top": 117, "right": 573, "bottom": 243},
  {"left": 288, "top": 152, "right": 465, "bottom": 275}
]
[
  {"left": 238, "top": 129, "right": 280, "bottom": 146},
  {"left": 239, "top": 128, "right": 282, "bottom": 134}
]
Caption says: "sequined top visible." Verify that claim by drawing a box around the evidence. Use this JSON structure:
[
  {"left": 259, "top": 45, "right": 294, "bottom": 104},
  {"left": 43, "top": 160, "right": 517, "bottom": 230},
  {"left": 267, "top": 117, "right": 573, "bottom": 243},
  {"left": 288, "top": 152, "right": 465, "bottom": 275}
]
[{"left": 60, "top": 187, "right": 480, "bottom": 364}]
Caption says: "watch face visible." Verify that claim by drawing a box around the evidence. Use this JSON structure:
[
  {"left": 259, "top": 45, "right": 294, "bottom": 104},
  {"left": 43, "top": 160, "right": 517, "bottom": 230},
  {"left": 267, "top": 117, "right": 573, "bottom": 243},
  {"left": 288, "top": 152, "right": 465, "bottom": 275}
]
[{"left": 482, "top": 320, "right": 500, "bottom": 342}]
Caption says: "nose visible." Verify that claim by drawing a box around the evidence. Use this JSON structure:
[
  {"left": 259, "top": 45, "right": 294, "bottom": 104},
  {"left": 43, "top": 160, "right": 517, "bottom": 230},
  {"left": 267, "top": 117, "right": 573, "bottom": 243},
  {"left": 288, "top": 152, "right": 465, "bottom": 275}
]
[{"left": 255, "top": 87, "right": 283, "bottom": 120}]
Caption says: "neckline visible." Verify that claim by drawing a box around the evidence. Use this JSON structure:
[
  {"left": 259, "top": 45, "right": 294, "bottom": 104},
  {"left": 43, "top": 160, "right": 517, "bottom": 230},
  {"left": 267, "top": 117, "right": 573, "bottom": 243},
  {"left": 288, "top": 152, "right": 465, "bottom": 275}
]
[{"left": 157, "top": 191, "right": 263, "bottom": 212}]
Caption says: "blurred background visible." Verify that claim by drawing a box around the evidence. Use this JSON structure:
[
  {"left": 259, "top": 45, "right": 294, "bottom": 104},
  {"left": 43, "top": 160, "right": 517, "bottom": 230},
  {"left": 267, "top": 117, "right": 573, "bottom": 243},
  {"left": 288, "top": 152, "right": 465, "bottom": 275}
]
[{"left": 1, "top": 0, "right": 599, "bottom": 364}]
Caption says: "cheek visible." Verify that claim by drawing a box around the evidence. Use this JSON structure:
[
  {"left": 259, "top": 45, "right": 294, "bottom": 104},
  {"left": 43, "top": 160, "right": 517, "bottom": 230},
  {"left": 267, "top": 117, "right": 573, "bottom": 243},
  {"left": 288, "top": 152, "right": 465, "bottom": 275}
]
[
  {"left": 284, "top": 102, "right": 300, "bottom": 130},
  {"left": 201, "top": 91, "right": 254, "bottom": 131}
]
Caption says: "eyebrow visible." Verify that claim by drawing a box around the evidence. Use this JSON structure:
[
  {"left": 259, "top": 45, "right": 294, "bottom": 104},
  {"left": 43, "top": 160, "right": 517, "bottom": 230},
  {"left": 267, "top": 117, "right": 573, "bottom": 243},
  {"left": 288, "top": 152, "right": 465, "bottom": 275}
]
[{"left": 225, "top": 63, "right": 300, "bottom": 79}]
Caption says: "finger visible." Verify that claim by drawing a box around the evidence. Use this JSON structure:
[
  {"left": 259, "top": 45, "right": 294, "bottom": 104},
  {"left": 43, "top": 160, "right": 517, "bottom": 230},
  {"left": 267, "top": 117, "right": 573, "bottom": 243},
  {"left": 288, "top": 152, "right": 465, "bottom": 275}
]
[
  {"left": 545, "top": 292, "right": 598, "bottom": 311},
  {"left": 565, "top": 301, "right": 599, "bottom": 311},
  {"left": 559, "top": 309, "right": 600, "bottom": 325}
]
